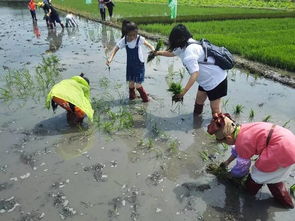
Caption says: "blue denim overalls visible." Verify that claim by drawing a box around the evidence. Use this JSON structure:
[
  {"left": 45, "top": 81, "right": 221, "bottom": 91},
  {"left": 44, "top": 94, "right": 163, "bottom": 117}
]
[{"left": 125, "top": 36, "right": 145, "bottom": 83}]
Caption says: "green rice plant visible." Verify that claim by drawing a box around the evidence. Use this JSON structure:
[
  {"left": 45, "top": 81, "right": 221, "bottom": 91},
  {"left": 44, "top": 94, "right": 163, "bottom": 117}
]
[
  {"left": 54, "top": 0, "right": 294, "bottom": 21},
  {"left": 222, "top": 98, "right": 229, "bottom": 110},
  {"left": 249, "top": 109, "right": 255, "bottom": 120},
  {"left": 151, "top": 123, "right": 161, "bottom": 137},
  {"left": 233, "top": 104, "right": 244, "bottom": 115},
  {"left": 168, "top": 82, "right": 183, "bottom": 95},
  {"left": 0, "top": 69, "right": 34, "bottom": 101},
  {"left": 147, "top": 39, "right": 164, "bottom": 63},
  {"left": 141, "top": 18, "right": 295, "bottom": 72},
  {"left": 35, "top": 55, "right": 61, "bottom": 95},
  {"left": 199, "top": 150, "right": 209, "bottom": 162},
  {"left": 168, "top": 139, "right": 179, "bottom": 153},
  {"left": 262, "top": 115, "right": 272, "bottom": 122},
  {"left": 146, "top": 138, "right": 154, "bottom": 150},
  {"left": 118, "top": 108, "right": 134, "bottom": 129},
  {"left": 98, "top": 77, "right": 110, "bottom": 89},
  {"left": 101, "top": 121, "right": 116, "bottom": 134},
  {"left": 221, "top": 143, "right": 229, "bottom": 151},
  {"left": 282, "top": 120, "right": 291, "bottom": 128}
]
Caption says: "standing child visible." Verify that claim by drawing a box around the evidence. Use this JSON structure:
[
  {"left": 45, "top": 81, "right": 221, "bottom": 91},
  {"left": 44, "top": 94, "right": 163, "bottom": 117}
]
[
  {"left": 106, "top": 21, "right": 155, "bottom": 102},
  {"left": 28, "top": 0, "right": 37, "bottom": 22},
  {"left": 98, "top": 0, "right": 106, "bottom": 21}
]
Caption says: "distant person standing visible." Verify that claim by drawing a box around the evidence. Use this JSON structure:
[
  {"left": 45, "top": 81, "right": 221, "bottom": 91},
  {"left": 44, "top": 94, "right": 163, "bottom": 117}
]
[
  {"left": 98, "top": 0, "right": 106, "bottom": 21},
  {"left": 42, "top": 2, "right": 65, "bottom": 29},
  {"left": 104, "top": 0, "right": 115, "bottom": 19},
  {"left": 28, "top": 0, "right": 37, "bottom": 22}
]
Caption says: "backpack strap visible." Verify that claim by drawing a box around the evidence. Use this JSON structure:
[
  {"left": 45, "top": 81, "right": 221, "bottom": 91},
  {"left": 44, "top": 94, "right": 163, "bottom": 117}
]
[
  {"left": 187, "top": 40, "right": 214, "bottom": 65},
  {"left": 266, "top": 124, "right": 276, "bottom": 147}
]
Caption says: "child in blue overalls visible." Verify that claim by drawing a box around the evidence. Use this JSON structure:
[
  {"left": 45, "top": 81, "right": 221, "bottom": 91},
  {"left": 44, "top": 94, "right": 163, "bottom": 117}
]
[{"left": 107, "top": 21, "right": 155, "bottom": 102}]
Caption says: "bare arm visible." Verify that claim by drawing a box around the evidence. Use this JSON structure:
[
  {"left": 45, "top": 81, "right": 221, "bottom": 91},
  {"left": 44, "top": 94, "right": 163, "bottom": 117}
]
[
  {"left": 143, "top": 40, "right": 155, "bottom": 51},
  {"left": 155, "top": 50, "right": 175, "bottom": 57},
  {"left": 179, "top": 71, "right": 199, "bottom": 97},
  {"left": 223, "top": 154, "right": 236, "bottom": 167},
  {"left": 106, "top": 46, "right": 119, "bottom": 65}
]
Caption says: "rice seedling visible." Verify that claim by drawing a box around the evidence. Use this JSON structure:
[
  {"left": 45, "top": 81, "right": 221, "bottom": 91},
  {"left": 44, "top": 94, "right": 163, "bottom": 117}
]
[
  {"left": 199, "top": 150, "right": 209, "bottom": 162},
  {"left": 167, "top": 139, "right": 179, "bottom": 154},
  {"left": 98, "top": 77, "right": 110, "bottom": 89},
  {"left": 220, "top": 143, "right": 229, "bottom": 151},
  {"left": 151, "top": 123, "right": 161, "bottom": 137},
  {"left": 35, "top": 55, "right": 61, "bottom": 94},
  {"left": 262, "top": 115, "right": 271, "bottom": 122},
  {"left": 167, "top": 82, "right": 183, "bottom": 103},
  {"left": 0, "top": 69, "right": 34, "bottom": 101},
  {"left": 249, "top": 109, "right": 255, "bottom": 120},
  {"left": 282, "top": 120, "right": 291, "bottom": 128},
  {"left": 233, "top": 104, "right": 244, "bottom": 115},
  {"left": 147, "top": 39, "right": 164, "bottom": 63},
  {"left": 222, "top": 98, "right": 229, "bottom": 110}
]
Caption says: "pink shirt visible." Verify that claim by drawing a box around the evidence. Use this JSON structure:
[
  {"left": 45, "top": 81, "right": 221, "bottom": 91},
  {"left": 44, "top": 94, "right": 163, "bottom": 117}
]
[{"left": 235, "top": 122, "right": 295, "bottom": 172}]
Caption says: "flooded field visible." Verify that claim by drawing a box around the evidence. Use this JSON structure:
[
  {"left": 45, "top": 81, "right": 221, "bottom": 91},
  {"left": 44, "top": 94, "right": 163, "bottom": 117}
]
[{"left": 1, "top": 3, "right": 295, "bottom": 221}]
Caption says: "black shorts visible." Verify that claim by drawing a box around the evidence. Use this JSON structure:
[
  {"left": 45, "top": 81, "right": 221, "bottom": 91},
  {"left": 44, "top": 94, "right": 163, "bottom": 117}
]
[{"left": 198, "top": 77, "right": 227, "bottom": 101}]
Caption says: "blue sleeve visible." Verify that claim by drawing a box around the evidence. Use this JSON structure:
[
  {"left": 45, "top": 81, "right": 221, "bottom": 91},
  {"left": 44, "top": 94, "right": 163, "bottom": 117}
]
[{"left": 230, "top": 157, "right": 251, "bottom": 178}]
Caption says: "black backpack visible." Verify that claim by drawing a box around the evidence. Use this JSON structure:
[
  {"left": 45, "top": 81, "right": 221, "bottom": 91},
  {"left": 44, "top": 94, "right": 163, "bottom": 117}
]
[{"left": 189, "top": 39, "right": 235, "bottom": 70}]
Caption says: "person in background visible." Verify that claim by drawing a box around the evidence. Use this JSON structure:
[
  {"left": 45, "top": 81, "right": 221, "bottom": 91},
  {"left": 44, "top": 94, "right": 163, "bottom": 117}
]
[
  {"left": 46, "top": 73, "right": 94, "bottom": 125},
  {"left": 98, "top": 0, "right": 106, "bottom": 21},
  {"left": 42, "top": 2, "right": 64, "bottom": 29},
  {"left": 65, "top": 13, "right": 78, "bottom": 27},
  {"left": 106, "top": 21, "right": 155, "bottom": 102},
  {"left": 207, "top": 113, "right": 295, "bottom": 208},
  {"left": 154, "top": 24, "right": 228, "bottom": 116},
  {"left": 28, "top": 0, "right": 37, "bottom": 22},
  {"left": 104, "top": 0, "right": 114, "bottom": 19}
]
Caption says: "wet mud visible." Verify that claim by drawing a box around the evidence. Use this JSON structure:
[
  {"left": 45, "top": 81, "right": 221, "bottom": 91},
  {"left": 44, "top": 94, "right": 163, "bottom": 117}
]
[{"left": 0, "top": 3, "right": 295, "bottom": 221}]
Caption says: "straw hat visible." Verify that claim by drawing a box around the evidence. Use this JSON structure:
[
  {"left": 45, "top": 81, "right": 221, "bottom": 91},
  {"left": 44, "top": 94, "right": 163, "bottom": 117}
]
[{"left": 207, "top": 113, "right": 238, "bottom": 140}]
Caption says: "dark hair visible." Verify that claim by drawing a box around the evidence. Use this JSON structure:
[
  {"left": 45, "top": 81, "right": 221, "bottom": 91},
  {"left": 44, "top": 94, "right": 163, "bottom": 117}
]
[
  {"left": 125, "top": 22, "right": 138, "bottom": 35},
  {"left": 121, "top": 20, "right": 130, "bottom": 38},
  {"left": 80, "top": 73, "right": 90, "bottom": 85},
  {"left": 168, "top": 24, "right": 193, "bottom": 51}
]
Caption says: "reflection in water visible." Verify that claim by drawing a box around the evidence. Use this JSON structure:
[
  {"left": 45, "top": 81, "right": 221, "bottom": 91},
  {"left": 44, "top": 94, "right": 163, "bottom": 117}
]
[
  {"left": 46, "top": 28, "right": 64, "bottom": 53},
  {"left": 66, "top": 26, "right": 79, "bottom": 38},
  {"left": 101, "top": 25, "right": 116, "bottom": 56},
  {"left": 56, "top": 129, "right": 95, "bottom": 160},
  {"left": 32, "top": 22, "right": 41, "bottom": 38}
]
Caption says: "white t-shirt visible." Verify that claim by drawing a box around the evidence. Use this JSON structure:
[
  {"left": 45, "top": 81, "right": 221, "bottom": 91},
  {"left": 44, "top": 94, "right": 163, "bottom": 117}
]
[
  {"left": 173, "top": 38, "right": 227, "bottom": 91},
  {"left": 117, "top": 35, "right": 145, "bottom": 63}
]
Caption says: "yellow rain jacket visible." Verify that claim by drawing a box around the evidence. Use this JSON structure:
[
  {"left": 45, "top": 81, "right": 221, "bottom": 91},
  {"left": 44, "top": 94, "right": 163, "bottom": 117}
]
[{"left": 46, "top": 76, "right": 94, "bottom": 122}]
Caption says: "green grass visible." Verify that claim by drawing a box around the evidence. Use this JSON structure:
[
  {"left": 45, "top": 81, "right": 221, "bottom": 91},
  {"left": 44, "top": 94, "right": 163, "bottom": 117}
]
[
  {"left": 115, "top": 0, "right": 295, "bottom": 9},
  {"left": 53, "top": 0, "right": 290, "bottom": 19},
  {"left": 141, "top": 18, "right": 295, "bottom": 71}
]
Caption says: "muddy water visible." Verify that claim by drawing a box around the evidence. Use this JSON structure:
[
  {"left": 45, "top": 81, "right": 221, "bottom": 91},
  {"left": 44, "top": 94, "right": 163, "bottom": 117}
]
[{"left": 1, "top": 3, "right": 295, "bottom": 221}]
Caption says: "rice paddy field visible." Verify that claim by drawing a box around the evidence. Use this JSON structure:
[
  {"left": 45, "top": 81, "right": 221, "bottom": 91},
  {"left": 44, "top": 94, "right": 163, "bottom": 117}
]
[
  {"left": 53, "top": 0, "right": 295, "bottom": 72},
  {"left": 140, "top": 17, "right": 295, "bottom": 71},
  {"left": 1, "top": 2, "right": 295, "bottom": 221}
]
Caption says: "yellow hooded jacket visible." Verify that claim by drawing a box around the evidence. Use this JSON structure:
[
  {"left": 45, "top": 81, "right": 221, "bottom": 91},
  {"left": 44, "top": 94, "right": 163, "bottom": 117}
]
[{"left": 46, "top": 76, "right": 94, "bottom": 122}]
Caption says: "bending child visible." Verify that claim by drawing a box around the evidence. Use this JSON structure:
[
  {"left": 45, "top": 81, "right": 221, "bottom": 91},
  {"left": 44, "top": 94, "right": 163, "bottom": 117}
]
[
  {"left": 106, "top": 21, "right": 155, "bottom": 102},
  {"left": 46, "top": 73, "right": 94, "bottom": 125},
  {"left": 207, "top": 113, "right": 295, "bottom": 208},
  {"left": 154, "top": 24, "right": 228, "bottom": 115}
]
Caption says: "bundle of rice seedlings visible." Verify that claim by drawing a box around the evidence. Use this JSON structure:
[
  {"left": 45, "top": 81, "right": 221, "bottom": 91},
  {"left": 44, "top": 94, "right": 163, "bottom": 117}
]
[
  {"left": 167, "top": 82, "right": 183, "bottom": 103},
  {"left": 206, "top": 163, "right": 247, "bottom": 188},
  {"left": 147, "top": 39, "right": 164, "bottom": 63}
]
